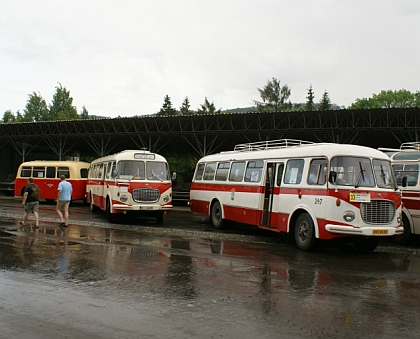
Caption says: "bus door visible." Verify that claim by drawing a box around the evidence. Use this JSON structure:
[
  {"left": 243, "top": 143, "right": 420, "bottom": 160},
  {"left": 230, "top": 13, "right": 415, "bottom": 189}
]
[
  {"left": 44, "top": 166, "right": 57, "bottom": 199},
  {"left": 97, "top": 163, "right": 106, "bottom": 208},
  {"left": 261, "top": 162, "right": 276, "bottom": 227}
]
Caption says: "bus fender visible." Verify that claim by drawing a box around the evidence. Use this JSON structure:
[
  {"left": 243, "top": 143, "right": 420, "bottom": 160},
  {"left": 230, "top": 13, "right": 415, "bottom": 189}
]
[
  {"left": 209, "top": 196, "right": 224, "bottom": 218},
  {"left": 402, "top": 207, "right": 416, "bottom": 234},
  {"left": 288, "top": 205, "right": 320, "bottom": 239}
]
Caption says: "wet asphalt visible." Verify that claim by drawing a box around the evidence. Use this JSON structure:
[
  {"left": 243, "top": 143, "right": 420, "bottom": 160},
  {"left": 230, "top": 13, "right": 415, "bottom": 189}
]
[{"left": 1, "top": 195, "right": 420, "bottom": 338}]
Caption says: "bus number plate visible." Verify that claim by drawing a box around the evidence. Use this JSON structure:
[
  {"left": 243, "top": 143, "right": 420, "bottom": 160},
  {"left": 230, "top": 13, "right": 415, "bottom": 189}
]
[
  {"left": 372, "top": 229, "right": 388, "bottom": 235},
  {"left": 139, "top": 206, "right": 152, "bottom": 210},
  {"left": 349, "top": 193, "right": 371, "bottom": 203}
]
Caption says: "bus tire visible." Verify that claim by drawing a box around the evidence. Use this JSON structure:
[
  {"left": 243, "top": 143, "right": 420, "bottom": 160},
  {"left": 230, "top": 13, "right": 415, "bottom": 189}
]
[
  {"left": 294, "top": 213, "right": 316, "bottom": 251},
  {"left": 392, "top": 213, "right": 412, "bottom": 245},
  {"left": 156, "top": 212, "right": 164, "bottom": 224},
  {"left": 354, "top": 237, "right": 379, "bottom": 252},
  {"left": 106, "top": 198, "right": 118, "bottom": 223},
  {"left": 89, "top": 194, "right": 97, "bottom": 213},
  {"left": 211, "top": 201, "right": 224, "bottom": 229}
]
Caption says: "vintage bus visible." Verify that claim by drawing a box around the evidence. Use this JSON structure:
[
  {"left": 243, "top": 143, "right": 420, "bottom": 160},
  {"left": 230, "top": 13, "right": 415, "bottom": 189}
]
[
  {"left": 190, "top": 139, "right": 403, "bottom": 251},
  {"left": 14, "top": 160, "right": 90, "bottom": 202},
  {"left": 380, "top": 142, "right": 420, "bottom": 244},
  {"left": 86, "top": 150, "right": 173, "bottom": 223}
]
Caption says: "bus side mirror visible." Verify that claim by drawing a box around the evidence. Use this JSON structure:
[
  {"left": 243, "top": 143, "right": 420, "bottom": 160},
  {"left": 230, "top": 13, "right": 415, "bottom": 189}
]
[
  {"left": 113, "top": 170, "right": 118, "bottom": 179},
  {"left": 402, "top": 176, "right": 407, "bottom": 187},
  {"left": 172, "top": 172, "right": 177, "bottom": 181},
  {"left": 329, "top": 171, "right": 337, "bottom": 184}
]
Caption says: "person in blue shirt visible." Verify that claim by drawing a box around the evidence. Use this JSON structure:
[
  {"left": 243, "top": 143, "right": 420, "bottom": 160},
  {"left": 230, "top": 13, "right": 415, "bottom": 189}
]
[{"left": 55, "top": 175, "right": 73, "bottom": 227}]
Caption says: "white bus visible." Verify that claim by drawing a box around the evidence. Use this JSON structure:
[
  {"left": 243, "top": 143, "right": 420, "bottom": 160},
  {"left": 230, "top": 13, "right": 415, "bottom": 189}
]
[
  {"left": 86, "top": 150, "right": 173, "bottom": 223},
  {"left": 190, "top": 139, "right": 403, "bottom": 251},
  {"left": 380, "top": 142, "right": 420, "bottom": 244}
]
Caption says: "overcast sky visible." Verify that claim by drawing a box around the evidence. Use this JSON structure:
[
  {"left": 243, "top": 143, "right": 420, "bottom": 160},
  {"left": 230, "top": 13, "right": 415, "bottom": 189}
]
[{"left": 1, "top": 1, "right": 419, "bottom": 118}]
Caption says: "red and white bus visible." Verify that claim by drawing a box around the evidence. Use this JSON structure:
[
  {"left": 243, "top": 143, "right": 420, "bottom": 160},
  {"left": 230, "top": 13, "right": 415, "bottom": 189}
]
[
  {"left": 86, "top": 150, "right": 173, "bottom": 223},
  {"left": 14, "top": 160, "right": 90, "bottom": 203},
  {"left": 190, "top": 139, "right": 403, "bottom": 251},
  {"left": 380, "top": 142, "right": 420, "bottom": 244}
]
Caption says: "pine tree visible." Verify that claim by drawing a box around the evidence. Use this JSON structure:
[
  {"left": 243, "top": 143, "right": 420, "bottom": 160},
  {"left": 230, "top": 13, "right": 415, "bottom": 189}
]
[
  {"left": 305, "top": 84, "right": 315, "bottom": 111},
  {"left": 158, "top": 95, "right": 177, "bottom": 116},
  {"left": 180, "top": 97, "right": 192, "bottom": 115},
  {"left": 319, "top": 90, "right": 332, "bottom": 111}
]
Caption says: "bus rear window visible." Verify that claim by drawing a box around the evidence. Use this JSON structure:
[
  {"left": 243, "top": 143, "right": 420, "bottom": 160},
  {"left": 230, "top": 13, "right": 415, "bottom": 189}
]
[
  {"left": 80, "top": 168, "right": 88, "bottom": 178},
  {"left": 20, "top": 167, "right": 32, "bottom": 178}
]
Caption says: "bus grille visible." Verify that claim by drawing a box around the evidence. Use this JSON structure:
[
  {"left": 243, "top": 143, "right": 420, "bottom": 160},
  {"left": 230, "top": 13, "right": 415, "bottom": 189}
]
[
  {"left": 132, "top": 188, "right": 160, "bottom": 202},
  {"left": 360, "top": 200, "right": 396, "bottom": 224}
]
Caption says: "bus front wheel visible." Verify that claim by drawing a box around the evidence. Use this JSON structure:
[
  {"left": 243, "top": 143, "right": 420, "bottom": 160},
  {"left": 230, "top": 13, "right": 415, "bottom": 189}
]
[
  {"left": 294, "top": 213, "right": 316, "bottom": 251},
  {"left": 106, "top": 199, "right": 118, "bottom": 224},
  {"left": 211, "top": 201, "right": 224, "bottom": 229}
]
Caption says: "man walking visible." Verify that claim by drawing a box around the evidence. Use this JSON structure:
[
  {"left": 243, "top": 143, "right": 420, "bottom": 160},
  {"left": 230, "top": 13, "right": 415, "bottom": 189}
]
[
  {"left": 56, "top": 175, "right": 72, "bottom": 227},
  {"left": 20, "top": 177, "right": 40, "bottom": 228}
]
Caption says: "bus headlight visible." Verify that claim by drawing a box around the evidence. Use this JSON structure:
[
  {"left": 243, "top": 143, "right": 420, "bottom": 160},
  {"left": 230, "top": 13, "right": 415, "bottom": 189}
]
[
  {"left": 120, "top": 194, "right": 128, "bottom": 202},
  {"left": 163, "top": 195, "right": 170, "bottom": 203},
  {"left": 343, "top": 211, "right": 355, "bottom": 222}
]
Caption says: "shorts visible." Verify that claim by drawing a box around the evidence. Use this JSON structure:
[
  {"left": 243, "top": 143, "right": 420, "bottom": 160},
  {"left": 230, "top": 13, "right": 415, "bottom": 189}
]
[
  {"left": 57, "top": 200, "right": 70, "bottom": 207},
  {"left": 25, "top": 201, "right": 39, "bottom": 213}
]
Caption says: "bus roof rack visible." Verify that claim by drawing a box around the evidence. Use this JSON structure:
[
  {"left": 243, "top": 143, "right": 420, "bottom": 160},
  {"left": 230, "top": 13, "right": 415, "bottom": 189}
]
[
  {"left": 234, "top": 139, "right": 315, "bottom": 152},
  {"left": 400, "top": 142, "right": 420, "bottom": 151}
]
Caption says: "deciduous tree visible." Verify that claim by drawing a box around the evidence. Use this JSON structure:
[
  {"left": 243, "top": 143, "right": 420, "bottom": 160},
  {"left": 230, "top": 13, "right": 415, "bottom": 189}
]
[
  {"left": 349, "top": 89, "right": 420, "bottom": 109},
  {"left": 49, "top": 83, "right": 78, "bottom": 121},
  {"left": 197, "top": 97, "right": 221, "bottom": 114},
  {"left": 23, "top": 92, "right": 49, "bottom": 122},
  {"left": 254, "top": 77, "right": 292, "bottom": 112}
]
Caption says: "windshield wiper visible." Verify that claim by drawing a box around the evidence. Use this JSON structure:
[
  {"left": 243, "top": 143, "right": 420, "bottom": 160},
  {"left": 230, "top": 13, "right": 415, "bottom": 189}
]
[{"left": 355, "top": 161, "right": 365, "bottom": 188}]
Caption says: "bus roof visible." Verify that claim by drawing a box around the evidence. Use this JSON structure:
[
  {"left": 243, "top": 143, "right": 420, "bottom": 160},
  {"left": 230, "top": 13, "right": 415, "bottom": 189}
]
[
  {"left": 19, "top": 160, "right": 90, "bottom": 167},
  {"left": 90, "top": 150, "right": 167, "bottom": 164},
  {"left": 198, "top": 142, "right": 390, "bottom": 163}
]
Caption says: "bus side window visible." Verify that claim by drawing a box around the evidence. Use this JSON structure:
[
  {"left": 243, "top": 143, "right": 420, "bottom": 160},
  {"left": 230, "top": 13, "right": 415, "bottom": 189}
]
[
  {"left": 58, "top": 167, "right": 70, "bottom": 178},
  {"left": 229, "top": 162, "right": 246, "bottom": 182},
  {"left": 284, "top": 159, "right": 304, "bottom": 184},
  {"left": 203, "top": 163, "right": 216, "bottom": 181},
  {"left": 105, "top": 162, "right": 111, "bottom": 180},
  {"left": 215, "top": 162, "right": 230, "bottom": 181},
  {"left": 33, "top": 167, "right": 45, "bottom": 178},
  {"left": 195, "top": 163, "right": 205, "bottom": 180},
  {"left": 97, "top": 164, "right": 104, "bottom": 179},
  {"left": 276, "top": 163, "right": 284, "bottom": 186},
  {"left": 244, "top": 161, "right": 264, "bottom": 183},
  {"left": 110, "top": 162, "right": 117, "bottom": 179},
  {"left": 308, "top": 159, "right": 327, "bottom": 185},
  {"left": 20, "top": 166, "right": 32, "bottom": 178},
  {"left": 46, "top": 167, "right": 55, "bottom": 178}
]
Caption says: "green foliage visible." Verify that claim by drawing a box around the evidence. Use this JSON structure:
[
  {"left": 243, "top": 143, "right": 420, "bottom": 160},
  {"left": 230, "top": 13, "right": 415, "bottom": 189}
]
[
  {"left": 158, "top": 95, "right": 178, "bottom": 116},
  {"left": 2, "top": 109, "right": 16, "bottom": 123},
  {"left": 166, "top": 155, "right": 198, "bottom": 191},
  {"left": 305, "top": 84, "right": 315, "bottom": 111},
  {"left": 197, "top": 97, "right": 221, "bottom": 114},
  {"left": 254, "top": 77, "right": 292, "bottom": 112},
  {"left": 23, "top": 92, "right": 49, "bottom": 122},
  {"left": 80, "top": 106, "right": 89, "bottom": 119},
  {"left": 319, "top": 90, "right": 332, "bottom": 111},
  {"left": 49, "top": 83, "right": 78, "bottom": 121},
  {"left": 349, "top": 89, "right": 420, "bottom": 109},
  {"left": 180, "top": 97, "right": 192, "bottom": 115}
]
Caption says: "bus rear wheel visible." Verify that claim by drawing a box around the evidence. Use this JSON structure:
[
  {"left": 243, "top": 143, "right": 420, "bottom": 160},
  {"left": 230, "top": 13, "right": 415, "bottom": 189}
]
[
  {"left": 211, "top": 201, "right": 224, "bottom": 229},
  {"left": 294, "top": 213, "right": 316, "bottom": 251},
  {"left": 89, "top": 193, "right": 98, "bottom": 213}
]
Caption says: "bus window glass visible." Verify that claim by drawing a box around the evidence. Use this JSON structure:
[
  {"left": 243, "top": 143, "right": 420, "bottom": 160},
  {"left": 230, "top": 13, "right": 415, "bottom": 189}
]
[
  {"left": 330, "top": 157, "right": 374, "bottom": 187},
  {"left": 276, "top": 163, "right": 284, "bottom": 186},
  {"left": 117, "top": 161, "right": 145, "bottom": 180},
  {"left": 244, "top": 161, "right": 264, "bottom": 183},
  {"left": 20, "top": 167, "right": 32, "bottom": 178},
  {"left": 284, "top": 159, "right": 304, "bottom": 184},
  {"left": 308, "top": 159, "right": 328, "bottom": 185},
  {"left": 215, "top": 162, "right": 230, "bottom": 181},
  {"left": 104, "top": 163, "right": 111, "bottom": 179},
  {"left": 46, "top": 167, "right": 56, "bottom": 178},
  {"left": 195, "top": 164, "right": 205, "bottom": 180},
  {"left": 33, "top": 167, "right": 45, "bottom": 178},
  {"left": 110, "top": 162, "right": 117, "bottom": 179},
  {"left": 80, "top": 168, "right": 88, "bottom": 179},
  {"left": 58, "top": 167, "right": 70, "bottom": 178},
  {"left": 229, "top": 162, "right": 246, "bottom": 182},
  {"left": 373, "top": 159, "right": 397, "bottom": 188},
  {"left": 203, "top": 163, "right": 216, "bottom": 181},
  {"left": 394, "top": 164, "right": 419, "bottom": 186},
  {"left": 147, "top": 162, "right": 169, "bottom": 180}
]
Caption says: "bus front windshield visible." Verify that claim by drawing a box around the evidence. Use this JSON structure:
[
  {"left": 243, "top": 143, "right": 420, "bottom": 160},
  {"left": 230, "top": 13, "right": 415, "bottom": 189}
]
[
  {"left": 117, "top": 161, "right": 146, "bottom": 180},
  {"left": 330, "top": 156, "right": 375, "bottom": 187},
  {"left": 373, "top": 159, "right": 398, "bottom": 189}
]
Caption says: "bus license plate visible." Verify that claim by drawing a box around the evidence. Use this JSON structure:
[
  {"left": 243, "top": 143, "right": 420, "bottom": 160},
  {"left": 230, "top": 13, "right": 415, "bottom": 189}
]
[
  {"left": 372, "top": 229, "right": 388, "bottom": 235},
  {"left": 139, "top": 206, "right": 152, "bottom": 210},
  {"left": 349, "top": 193, "right": 371, "bottom": 202}
]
